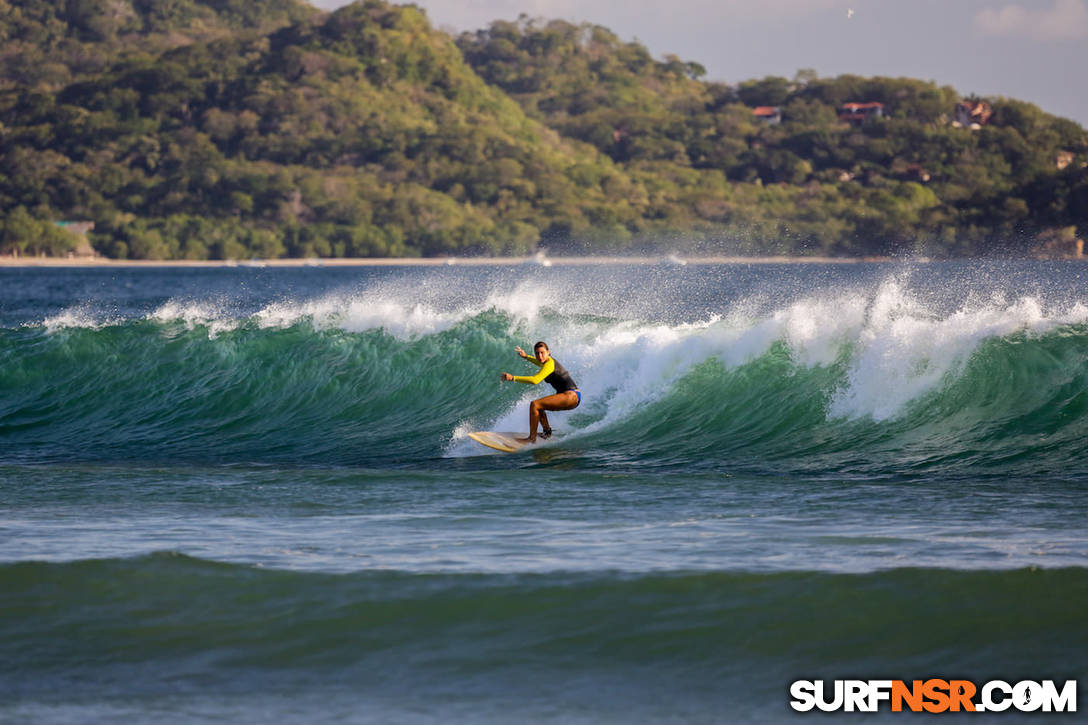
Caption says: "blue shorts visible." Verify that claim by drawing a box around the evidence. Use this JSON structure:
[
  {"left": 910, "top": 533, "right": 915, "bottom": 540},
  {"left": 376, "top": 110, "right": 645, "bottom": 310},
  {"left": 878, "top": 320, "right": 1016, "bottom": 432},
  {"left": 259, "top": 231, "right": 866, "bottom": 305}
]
[{"left": 573, "top": 390, "right": 581, "bottom": 405}]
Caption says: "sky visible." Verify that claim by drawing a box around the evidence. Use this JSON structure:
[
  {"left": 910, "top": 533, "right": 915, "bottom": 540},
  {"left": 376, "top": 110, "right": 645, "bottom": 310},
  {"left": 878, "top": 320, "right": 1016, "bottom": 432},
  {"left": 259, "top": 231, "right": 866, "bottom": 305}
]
[{"left": 310, "top": 0, "right": 1088, "bottom": 127}]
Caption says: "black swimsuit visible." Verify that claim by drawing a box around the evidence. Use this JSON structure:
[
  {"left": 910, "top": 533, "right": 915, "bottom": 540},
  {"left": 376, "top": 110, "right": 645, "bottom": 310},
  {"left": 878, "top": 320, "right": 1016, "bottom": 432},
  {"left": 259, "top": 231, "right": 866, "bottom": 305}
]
[{"left": 544, "top": 358, "right": 578, "bottom": 393}]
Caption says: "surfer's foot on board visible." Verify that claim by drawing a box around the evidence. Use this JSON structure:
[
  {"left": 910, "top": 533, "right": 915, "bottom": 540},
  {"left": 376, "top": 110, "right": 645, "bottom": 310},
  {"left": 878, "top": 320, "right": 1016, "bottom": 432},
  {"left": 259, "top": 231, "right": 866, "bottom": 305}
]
[{"left": 517, "top": 427, "right": 552, "bottom": 443}]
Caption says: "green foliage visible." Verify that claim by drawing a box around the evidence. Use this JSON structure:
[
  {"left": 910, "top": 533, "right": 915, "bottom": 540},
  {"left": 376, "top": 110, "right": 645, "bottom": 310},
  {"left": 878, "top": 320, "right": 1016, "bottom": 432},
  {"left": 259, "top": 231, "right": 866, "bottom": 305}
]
[
  {"left": 0, "top": 206, "right": 79, "bottom": 255},
  {"left": 0, "top": 0, "right": 1086, "bottom": 258}
]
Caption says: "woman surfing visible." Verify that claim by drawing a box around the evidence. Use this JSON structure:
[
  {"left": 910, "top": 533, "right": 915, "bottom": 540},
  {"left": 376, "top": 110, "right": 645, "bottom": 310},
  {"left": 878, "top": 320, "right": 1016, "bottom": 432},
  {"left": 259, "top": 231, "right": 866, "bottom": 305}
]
[{"left": 501, "top": 341, "right": 581, "bottom": 443}]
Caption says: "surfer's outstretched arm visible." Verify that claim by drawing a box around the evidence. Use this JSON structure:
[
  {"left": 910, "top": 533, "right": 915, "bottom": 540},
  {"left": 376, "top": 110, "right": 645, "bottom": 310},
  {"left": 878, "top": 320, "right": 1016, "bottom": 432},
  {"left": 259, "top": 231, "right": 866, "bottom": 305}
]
[
  {"left": 501, "top": 346, "right": 549, "bottom": 382},
  {"left": 510, "top": 358, "right": 554, "bottom": 385},
  {"left": 515, "top": 346, "right": 544, "bottom": 366}
]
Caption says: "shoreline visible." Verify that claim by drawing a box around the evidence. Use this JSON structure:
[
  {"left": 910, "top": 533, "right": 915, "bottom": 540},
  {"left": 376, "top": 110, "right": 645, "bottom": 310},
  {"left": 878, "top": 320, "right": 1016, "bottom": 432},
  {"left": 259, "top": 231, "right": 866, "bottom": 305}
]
[{"left": 0, "top": 254, "right": 907, "bottom": 268}]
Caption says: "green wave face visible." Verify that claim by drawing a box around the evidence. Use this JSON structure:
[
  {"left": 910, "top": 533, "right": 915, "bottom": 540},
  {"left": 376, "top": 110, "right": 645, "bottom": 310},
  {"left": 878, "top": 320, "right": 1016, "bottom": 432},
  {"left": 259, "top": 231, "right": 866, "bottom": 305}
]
[
  {"left": 4, "top": 278, "right": 1088, "bottom": 476},
  {"left": 0, "top": 311, "right": 515, "bottom": 464}
]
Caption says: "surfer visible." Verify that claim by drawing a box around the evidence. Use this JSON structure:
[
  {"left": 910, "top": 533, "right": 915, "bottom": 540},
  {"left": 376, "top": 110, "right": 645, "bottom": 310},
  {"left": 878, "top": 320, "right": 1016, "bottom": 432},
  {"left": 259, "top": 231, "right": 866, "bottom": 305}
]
[{"left": 501, "top": 341, "right": 581, "bottom": 443}]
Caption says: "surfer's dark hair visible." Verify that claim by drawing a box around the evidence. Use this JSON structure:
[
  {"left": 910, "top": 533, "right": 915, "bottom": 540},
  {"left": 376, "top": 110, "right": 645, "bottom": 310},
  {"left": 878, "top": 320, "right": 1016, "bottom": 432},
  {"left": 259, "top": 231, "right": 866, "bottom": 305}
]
[{"left": 534, "top": 341, "right": 549, "bottom": 351}]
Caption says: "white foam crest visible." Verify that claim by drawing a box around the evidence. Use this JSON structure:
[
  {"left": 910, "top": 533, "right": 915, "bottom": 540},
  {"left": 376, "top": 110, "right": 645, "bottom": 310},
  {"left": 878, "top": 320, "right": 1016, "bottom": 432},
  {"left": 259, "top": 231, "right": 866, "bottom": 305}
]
[
  {"left": 574, "top": 321, "right": 723, "bottom": 432},
  {"left": 829, "top": 281, "right": 1088, "bottom": 421},
  {"left": 148, "top": 300, "right": 239, "bottom": 337},
  {"left": 776, "top": 294, "right": 869, "bottom": 367},
  {"left": 38, "top": 306, "right": 122, "bottom": 331},
  {"left": 255, "top": 295, "right": 468, "bottom": 339},
  {"left": 449, "top": 278, "right": 1088, "bottom": 450}
]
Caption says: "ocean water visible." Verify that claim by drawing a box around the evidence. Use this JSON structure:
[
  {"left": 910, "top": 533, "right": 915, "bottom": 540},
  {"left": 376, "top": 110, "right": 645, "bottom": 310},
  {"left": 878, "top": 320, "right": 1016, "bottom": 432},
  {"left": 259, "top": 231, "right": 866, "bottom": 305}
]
[{"left": 1, "top": 261, "right": 1086, "bottom": 723}]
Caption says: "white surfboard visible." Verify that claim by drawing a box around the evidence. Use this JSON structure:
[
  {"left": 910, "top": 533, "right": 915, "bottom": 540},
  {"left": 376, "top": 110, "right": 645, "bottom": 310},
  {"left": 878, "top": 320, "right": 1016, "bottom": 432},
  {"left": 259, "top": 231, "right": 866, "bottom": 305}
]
[{"left": 467, "top": 431, "right": 536, "bottom": 453}]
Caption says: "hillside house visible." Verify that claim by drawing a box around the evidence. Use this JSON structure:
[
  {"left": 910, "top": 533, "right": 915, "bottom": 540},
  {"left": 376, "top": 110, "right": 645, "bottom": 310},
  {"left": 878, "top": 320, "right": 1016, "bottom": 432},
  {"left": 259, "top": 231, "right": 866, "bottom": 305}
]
[
  {"left": 752, "top": 106, "right": 782, "bottom": 124},
  {"left": 839, "top": 102, "right": 884, "bottom": 124},
  {"left": 953, "top": 101, "right": 992, "bottom": 128}
]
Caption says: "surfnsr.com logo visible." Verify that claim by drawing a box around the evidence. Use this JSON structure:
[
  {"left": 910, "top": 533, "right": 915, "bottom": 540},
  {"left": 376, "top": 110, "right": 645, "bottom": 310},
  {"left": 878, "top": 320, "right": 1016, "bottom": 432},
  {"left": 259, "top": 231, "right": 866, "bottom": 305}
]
[{"left": 790, "top": 679, "right": 1077, "bottom": 713}]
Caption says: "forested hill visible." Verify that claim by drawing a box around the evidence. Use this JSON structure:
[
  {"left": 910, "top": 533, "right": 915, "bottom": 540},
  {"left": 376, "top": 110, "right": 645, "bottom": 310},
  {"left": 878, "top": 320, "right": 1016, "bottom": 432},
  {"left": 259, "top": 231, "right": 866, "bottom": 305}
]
[{"left": 1, "top": 0, "right": 1085, "bottom": 259}]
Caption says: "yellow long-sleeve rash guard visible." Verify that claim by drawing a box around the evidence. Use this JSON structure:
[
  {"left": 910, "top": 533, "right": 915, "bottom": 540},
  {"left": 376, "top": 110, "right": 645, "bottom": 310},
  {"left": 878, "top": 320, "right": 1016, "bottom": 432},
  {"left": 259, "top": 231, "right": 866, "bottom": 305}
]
[{"left": 512, "top": 356, "right": 554, "bottom": 385}]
